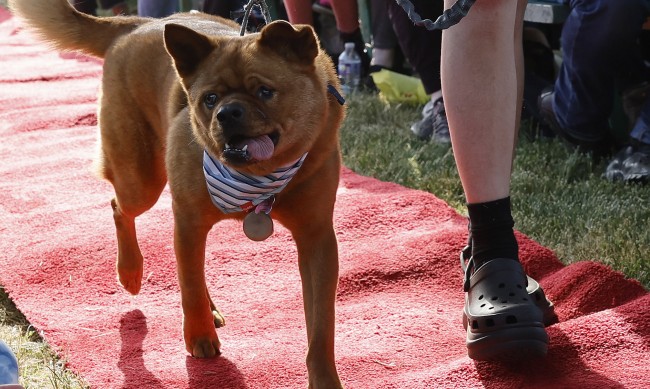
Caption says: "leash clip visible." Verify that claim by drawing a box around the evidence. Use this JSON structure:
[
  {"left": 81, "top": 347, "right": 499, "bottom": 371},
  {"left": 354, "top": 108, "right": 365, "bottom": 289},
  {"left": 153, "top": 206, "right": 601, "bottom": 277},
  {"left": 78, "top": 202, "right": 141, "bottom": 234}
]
[{"left": 239, "top": 0, "right": 273, "bottom": 36}]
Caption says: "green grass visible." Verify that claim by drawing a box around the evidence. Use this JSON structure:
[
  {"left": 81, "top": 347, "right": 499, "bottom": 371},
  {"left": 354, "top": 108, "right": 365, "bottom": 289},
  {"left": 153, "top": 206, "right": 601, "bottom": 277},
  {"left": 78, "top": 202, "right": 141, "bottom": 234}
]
[
  {"left": 1, "top": 288, "right": 88, "bottom": 389},
  {"left": 341, "top": 93, "right": 650, "bottom": 288}
]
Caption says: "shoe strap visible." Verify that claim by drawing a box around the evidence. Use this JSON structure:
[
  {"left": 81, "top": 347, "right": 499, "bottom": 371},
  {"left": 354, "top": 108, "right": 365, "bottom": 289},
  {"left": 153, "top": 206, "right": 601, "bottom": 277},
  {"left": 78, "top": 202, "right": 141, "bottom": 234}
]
[{"left": 460, "top": 246, "right": 474, "bottom": 292}]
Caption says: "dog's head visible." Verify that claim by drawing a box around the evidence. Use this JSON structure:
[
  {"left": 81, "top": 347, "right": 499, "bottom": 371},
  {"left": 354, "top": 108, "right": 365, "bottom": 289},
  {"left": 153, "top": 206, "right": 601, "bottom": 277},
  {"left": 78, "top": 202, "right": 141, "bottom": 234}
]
[{"left": 164, "top": 20, "right": 342, "bottom": 176}]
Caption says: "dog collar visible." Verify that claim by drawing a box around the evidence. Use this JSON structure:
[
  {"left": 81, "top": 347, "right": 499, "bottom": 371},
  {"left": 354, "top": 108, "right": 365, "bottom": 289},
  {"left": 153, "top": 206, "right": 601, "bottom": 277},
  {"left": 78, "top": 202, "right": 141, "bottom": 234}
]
[
  {"left": 203, "top": 150, "right": 308, "bottom": 214},
  {"left": 328, "top": 84, "right": 345, "bottom": 105}
]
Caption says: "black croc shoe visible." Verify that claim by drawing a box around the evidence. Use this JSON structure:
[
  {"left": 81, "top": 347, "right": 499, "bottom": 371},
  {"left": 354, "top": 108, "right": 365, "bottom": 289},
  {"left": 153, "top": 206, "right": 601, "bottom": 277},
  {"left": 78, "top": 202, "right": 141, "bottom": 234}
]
[
  {"left": 461, "top": 246, "right": 558, "bottom": 327},
  {"left": 461, "top": 255, "right": 550, "bottom": 361}
]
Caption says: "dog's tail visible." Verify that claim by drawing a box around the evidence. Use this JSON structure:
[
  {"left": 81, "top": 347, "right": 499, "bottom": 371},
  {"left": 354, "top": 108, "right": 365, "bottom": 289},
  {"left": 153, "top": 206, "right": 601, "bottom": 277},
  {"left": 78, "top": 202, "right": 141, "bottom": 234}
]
[{"left": 8, "top": 0, "right": 147, "bottom": 58}]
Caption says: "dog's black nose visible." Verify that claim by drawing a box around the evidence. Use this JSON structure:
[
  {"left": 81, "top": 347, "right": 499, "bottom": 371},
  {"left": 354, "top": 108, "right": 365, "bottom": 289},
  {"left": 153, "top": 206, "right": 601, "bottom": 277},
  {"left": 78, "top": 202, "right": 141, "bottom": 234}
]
[{"left": 216, "top": 103, "right": 245, "bottom": 126}]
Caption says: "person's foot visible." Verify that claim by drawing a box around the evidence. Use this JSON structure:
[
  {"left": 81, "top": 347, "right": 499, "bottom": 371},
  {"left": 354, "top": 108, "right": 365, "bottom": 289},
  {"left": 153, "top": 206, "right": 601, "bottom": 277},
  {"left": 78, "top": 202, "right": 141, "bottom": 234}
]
[
  {"left": 462, "top": 257, "right": 549, "bottom": 361},
  {"left": 410, "top": 97, "right": 451, "bottom": 144},
  {"left": 603, "top": 142, "right": 650, "bottom": 183},
  {"left": 460, "top": 244, "right": 558, "bottom": 328},
  {"left": 538, "top": 87, "right": 614, "bottom": 160}
]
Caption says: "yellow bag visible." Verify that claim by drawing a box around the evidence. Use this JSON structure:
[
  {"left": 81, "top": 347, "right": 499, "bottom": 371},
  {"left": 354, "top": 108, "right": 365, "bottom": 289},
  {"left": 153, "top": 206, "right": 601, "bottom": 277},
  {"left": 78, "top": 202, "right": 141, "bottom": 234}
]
[{"left": 370, "top": 68, "right": 429, "bottom": 105}]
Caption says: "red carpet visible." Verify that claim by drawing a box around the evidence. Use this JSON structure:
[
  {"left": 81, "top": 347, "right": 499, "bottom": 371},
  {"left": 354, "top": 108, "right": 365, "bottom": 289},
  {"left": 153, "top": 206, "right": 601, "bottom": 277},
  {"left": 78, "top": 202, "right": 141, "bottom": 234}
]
[{"left": 1, "top": 10, "right": 648, "bottom": 388}]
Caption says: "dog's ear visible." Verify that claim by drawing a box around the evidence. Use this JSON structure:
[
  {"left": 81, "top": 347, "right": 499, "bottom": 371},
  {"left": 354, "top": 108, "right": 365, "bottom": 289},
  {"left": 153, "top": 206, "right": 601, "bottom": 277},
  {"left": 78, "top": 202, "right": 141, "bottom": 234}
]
[
  {"left": 258, "top": 20, "right": 319, "bottom": 65},
  {"left": 164, "top": 23, "right": 214, "bottom": 78}
]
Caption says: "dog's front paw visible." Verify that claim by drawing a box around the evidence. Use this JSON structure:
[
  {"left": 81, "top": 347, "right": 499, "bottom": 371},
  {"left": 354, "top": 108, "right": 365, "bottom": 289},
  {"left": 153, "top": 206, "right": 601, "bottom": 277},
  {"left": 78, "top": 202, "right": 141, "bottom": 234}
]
[
  {"left": 188, "top": 336, "right": 221, "bottom": 358},
  {"left": 184, "top": 315, "right": 222, "bottom": 358},
  {"left": 308, "top": 376, "right": 344, "bottom": 389},
  {"left": 308, "top": 363, "right": 343, "bottom": 389}
]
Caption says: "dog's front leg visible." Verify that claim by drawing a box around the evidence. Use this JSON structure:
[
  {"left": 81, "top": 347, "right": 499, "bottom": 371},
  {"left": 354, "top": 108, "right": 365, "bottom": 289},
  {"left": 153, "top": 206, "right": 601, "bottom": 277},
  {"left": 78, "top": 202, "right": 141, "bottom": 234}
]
[
  {"left": 294, "top": 226, "right": 343, "bottom": 389},
  {"left": 173, "top": 209, "right": 221, "bottom": 358}
]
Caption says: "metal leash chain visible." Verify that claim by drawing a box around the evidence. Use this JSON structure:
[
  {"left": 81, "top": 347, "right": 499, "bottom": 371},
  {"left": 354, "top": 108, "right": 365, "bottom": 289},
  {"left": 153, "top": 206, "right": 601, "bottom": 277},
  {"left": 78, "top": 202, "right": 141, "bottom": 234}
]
[
  {"left": 394, "top": 0, "right": 477, "bottom": 30},
  {"left": 239, "top": 0, "right": 273, "bottom": 36},
  {"left": 238, "top": 0, "right": 474, "bottom": 35},
  {"left": 235, "top": 0, "right": 346, "bottom": 105}
]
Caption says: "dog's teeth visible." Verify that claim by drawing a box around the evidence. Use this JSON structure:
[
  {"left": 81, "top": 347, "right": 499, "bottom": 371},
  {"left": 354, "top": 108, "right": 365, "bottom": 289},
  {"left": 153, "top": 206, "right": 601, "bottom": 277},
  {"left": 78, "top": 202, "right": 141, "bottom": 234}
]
[
  {"left": 242, "top": 145, "right": 248, "bottom": 152},
  {"left": 225, "top": 143, "right": 231, "bottom": 149}
]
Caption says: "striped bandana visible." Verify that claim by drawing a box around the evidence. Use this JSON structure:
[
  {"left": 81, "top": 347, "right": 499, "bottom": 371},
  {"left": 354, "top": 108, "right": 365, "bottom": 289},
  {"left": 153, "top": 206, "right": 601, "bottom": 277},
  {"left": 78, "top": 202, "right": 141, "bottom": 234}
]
[{"left": 203, "top": 150, "right": 308, "bottom": 214}]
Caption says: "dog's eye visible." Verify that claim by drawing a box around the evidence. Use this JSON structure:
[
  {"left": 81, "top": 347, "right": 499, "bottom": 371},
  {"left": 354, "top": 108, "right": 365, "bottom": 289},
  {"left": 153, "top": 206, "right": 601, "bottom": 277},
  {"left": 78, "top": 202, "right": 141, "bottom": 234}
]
[
  {"left": 204, "top": 93, "right": 218, "bottom": 109},
  {"left": 257, "top": 86, "right": 275, "bottom": 100}
]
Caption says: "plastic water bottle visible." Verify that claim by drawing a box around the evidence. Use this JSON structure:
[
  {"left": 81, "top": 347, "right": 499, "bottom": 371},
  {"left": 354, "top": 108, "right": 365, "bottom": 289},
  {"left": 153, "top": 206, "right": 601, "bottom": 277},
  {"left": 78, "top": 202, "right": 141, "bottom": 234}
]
[{"left": 338, "top": 42, "right": 361, "bottom": 95}]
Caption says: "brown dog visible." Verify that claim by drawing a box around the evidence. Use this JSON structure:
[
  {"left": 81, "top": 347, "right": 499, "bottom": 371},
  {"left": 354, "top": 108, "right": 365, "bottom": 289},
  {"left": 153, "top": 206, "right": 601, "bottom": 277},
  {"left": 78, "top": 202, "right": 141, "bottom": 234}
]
[{"left": 9, "top": 1, "right": 345, "bottom": 387}]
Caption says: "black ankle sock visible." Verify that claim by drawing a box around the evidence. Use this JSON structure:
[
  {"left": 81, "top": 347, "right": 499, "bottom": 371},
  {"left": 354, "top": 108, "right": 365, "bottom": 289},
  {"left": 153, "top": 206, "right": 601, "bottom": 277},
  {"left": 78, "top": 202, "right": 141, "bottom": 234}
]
[{"left": 467, "top": 197, "right": 519, "bottom": 268}]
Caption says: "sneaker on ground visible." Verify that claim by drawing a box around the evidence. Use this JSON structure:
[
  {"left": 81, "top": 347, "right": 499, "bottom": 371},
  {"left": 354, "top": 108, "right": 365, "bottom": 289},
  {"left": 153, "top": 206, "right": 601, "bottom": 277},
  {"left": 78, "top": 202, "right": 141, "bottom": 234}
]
[
  {"left": 411, "top": 98, "right": 451, "bottom": 144},
  {"left": 604, "top": 142, "right": 650, "bottom": 183}
]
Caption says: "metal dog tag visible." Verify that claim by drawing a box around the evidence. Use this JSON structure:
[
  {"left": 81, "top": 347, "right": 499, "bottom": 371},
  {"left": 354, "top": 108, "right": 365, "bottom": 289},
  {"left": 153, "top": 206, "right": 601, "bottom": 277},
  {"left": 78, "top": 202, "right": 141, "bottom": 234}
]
[{"left": 243, "top": 211, "right": 274, "bottom": 241}]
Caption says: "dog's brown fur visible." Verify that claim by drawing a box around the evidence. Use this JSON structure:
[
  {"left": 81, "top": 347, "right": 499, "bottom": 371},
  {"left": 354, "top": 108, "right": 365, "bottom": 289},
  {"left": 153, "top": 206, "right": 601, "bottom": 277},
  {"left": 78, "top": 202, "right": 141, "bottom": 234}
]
[{"left": 9, "top": 1, "right": 345, "bottom": 387}]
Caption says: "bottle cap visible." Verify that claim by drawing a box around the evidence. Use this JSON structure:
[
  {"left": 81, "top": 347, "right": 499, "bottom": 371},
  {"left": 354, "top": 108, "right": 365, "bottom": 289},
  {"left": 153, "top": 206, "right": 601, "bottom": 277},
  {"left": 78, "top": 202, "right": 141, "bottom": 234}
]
[{"left": 344, "top": 42, "right": 355, "bottom": 50}]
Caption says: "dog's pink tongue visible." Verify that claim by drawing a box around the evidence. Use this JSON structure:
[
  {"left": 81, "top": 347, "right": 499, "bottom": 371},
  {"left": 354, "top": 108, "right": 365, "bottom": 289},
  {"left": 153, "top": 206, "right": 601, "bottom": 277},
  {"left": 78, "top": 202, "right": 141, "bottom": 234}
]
[{"left": 238, "top": 135, "right": 274, "bottom": 161}]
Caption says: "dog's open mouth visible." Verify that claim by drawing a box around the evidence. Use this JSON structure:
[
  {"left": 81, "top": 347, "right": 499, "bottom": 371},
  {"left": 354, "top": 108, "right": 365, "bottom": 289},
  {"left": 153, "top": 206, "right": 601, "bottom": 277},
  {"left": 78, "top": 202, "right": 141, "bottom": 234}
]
[{"left": 223, "top": 132, "right": 279, "bottom": 163}]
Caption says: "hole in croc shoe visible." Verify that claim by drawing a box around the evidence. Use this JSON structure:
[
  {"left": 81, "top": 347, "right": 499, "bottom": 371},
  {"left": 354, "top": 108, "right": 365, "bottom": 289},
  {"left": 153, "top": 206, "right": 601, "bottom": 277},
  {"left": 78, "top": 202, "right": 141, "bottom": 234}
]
[
  {"left": 486, "top": 319, "right": 495, "bottom": 327},
  {"left": 472, "top": 320, "right": 479, "bottom": 329},
  {"left": 491, "top": 296, "right": 498, "bottom": 301},
  {"left": 535, "top": 292, "right": 541, "bottom": 301},
  {"left": 501, "top": 300, "right": 507, "bottom": 303},
  {"left": 480, "top": 304, "right": 486, "bottom": 308},
  {"left": 498, "top": 283, "right": 505, "bottom": 288},
  {"left": 523, "top": 297, "right": 528, "bottom": 301},
  {"left": 478, "top": 295, "right": 484, "bottom": 300},
  {"left": 509, "top": 292, "right": 515, "bottom": 297},
  {"left": 489, "top": 307, "right": 494, "bottom": 310},
  {"left": 517, "top": 284, "right": 523, "bottom": 289},
  {"left": 506, "top": 315, "right": 517, "bottom": 324}
]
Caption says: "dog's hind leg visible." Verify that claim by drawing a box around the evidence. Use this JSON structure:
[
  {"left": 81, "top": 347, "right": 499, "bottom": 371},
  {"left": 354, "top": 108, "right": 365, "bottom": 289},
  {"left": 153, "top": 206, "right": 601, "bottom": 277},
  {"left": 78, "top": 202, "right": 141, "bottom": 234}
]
[
  {"left": 110, "top": 182, "right": 164, "bottom": 295},
  {"left": 206, "top": 287, "right": 226, "bottom": 328},
  {"left": 97, "top": 106, "right": 168, "bottom": 295}
]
